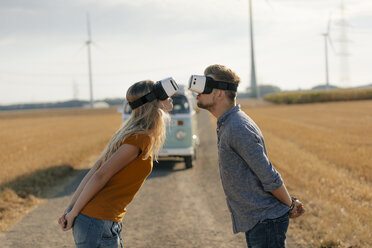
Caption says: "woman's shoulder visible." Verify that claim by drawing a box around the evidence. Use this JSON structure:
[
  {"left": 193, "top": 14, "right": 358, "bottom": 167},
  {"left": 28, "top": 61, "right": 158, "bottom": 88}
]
[
  {"left": 128, "top": 132, "right": 151, "bottom": 139},
  {"left": 124, "top": 132, "right": 152, "bottom": 145}
]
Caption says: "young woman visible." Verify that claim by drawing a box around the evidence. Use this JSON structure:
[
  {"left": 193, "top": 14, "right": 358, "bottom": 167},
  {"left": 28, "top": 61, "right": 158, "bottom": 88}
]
[{"left": 58, "top": 79, "right": 177, "bottom": 248}]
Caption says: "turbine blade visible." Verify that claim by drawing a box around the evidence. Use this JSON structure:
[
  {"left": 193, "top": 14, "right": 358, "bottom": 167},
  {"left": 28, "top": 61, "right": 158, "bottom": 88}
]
[
  {"left": 72, "top": 43, "right": 86, "bottom": 57},
  {"left": 91, "top": 41, "right": 107, "bottom": 53},
  {"left": 264, "top": 0, "right": 274, "bottom": 11},
  {"left": 86, "top": 12, "right": 92, "bottom": 41},
  {"left": 328, "top": 35, "right": 337, "bottom": 54},
  {"left": 327, "top": 12, "right": 332, "bottom": 34}
]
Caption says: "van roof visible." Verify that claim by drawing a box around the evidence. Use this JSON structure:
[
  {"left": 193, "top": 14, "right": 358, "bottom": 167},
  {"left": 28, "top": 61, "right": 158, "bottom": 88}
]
[
  {"left": 177, "top": 85, "right": 195, "bottom": 97},
  {"left": 178, "top": 85, "right": 186, "bottom": 95}
]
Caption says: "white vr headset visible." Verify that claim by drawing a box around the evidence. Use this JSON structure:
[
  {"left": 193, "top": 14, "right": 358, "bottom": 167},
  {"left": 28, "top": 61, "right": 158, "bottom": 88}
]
[
  {"left": 188, "top": 75, "right": 238, "bottom": 94},
  {"left": 128, "top": 77, "right": 179, "bottom": 109}
]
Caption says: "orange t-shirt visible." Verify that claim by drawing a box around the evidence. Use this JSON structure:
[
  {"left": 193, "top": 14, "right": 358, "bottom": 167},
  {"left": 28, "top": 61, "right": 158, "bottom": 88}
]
[{"left": 81, "top": 133, "right": 153, "bottom": 222}]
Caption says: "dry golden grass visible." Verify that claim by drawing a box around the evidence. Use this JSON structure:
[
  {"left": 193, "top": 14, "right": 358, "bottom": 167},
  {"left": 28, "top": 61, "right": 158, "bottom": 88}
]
[
  {"left": 240, "top": 100, "right": 372, "bottom": 247},
  {"left": 0, "top": 107, "right": 122, "bottom": 231}
]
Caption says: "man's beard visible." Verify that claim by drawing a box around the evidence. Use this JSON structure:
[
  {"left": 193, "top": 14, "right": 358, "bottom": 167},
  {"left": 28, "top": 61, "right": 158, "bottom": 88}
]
[{"left": 197, "top": 101, "right": 214, "bottom": 110}]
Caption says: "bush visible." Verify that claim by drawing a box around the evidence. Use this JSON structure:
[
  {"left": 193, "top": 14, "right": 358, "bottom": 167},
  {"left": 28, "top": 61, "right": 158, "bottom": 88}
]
[{"left": 264, "top": 88, "right": 372, "bottom": 104}]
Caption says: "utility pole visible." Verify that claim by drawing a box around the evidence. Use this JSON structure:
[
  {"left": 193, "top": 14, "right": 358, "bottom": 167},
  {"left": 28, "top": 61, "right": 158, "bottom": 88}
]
[
  {"left": 249, "top": 0, "right": 258, "bottom": 98},
  {"left": 86, "top": 13, "right": 94, "bottom": 108}
]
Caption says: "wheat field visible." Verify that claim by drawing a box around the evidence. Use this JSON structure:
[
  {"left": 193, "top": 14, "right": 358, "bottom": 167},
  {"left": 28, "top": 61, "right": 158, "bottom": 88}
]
[
  {"left": 239, "top": 99, "right": 372, "bottom": 247},
  {"left": 0, "top": 107, "right": 122, "bottom": 231},
  {"left": 1, "top": 101, "right": 371, "bottom": 247}
]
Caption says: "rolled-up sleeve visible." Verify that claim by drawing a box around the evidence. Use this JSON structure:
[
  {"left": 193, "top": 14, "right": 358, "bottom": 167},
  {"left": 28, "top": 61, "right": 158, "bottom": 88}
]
[{"left": 228, "top": 124, "right": 283, "bottom": 192}]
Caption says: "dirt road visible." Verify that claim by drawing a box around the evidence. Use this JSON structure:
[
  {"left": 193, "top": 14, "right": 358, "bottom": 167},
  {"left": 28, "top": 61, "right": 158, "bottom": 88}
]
[{"left": 0, "top": 110, "right": 297, "bottom": 248}]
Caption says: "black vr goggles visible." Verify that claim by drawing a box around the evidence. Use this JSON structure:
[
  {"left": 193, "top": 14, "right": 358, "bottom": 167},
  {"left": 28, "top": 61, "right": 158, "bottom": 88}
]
[
  {"left": 188, "top": 75, "right": 238, "bottom": 94},
  {"left": 128, "top": 77, "right": 179, "bottom": 110}
]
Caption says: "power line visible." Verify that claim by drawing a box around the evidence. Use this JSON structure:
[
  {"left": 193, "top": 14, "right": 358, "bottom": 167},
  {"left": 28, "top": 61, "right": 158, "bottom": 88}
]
[{"left": 336, "top": 0, "right": 351, "bottom": 86}]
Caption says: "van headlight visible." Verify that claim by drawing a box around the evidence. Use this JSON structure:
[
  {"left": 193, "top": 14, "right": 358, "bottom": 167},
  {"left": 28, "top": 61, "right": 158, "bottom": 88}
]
[{"left": 176, "top": 130, "right": 187, "bottom": 140}]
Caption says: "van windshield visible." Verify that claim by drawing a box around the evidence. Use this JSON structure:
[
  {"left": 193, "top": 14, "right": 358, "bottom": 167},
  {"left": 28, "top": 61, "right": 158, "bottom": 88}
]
[
  {"left": 124, "top": 94, "right": 190, "bottom": 115},
  {"left": 170, "top": 94, "right": 190, "bottom": 114}
]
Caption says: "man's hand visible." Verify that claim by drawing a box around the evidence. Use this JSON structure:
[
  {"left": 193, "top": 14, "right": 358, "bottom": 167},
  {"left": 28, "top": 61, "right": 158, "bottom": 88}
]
[{"left": 289, "top": 198, "right": 305, "bottom": 218}]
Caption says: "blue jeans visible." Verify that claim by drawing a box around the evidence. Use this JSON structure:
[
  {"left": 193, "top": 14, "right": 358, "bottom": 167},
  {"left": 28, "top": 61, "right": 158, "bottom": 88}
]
[
  {"left": 245, "top": 212, "right": 289, "bottom": 248},
  {"left": 72, "top": 213, "right": 123, "bottom": 248}
]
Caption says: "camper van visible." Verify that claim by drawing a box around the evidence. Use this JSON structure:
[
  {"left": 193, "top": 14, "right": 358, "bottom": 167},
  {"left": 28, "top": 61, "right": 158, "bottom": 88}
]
[{"left": 122, "top": 85, "right": 199, "bottom": 168}]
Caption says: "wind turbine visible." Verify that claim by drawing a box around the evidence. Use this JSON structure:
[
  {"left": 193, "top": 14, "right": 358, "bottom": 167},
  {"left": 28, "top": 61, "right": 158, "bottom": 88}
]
[
  {"left": 321, "top": 14, "right": 336, "bottom": 90},
  {"left": 248, "top": 0, "right": 258, "bottom": 98},
  {"left": 86, "top": 13, "right": 94, "bottom": 108},
  {"left": 248, "top": 0, "right": 272, "bottom": 98}
]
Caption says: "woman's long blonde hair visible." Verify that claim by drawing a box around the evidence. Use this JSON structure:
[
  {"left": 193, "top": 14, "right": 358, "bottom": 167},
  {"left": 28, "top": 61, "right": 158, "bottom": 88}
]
[{"left": 98, "top": 80, "right": 169, "bottom": 165}]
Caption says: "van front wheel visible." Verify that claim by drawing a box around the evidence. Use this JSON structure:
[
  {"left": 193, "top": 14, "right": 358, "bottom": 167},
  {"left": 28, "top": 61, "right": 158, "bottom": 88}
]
[{"left": 184, "top": 156, "right": 193, "bottom": 169}]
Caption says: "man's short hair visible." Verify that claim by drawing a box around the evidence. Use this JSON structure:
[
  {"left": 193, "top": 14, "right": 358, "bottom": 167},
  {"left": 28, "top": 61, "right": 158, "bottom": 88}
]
[{"left": 204, "top": 64, "right": 240, "bottom": 102}]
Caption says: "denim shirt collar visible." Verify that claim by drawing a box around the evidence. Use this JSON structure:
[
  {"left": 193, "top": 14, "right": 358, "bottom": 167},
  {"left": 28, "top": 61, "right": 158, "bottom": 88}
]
[{"left": 217, "top": 104, "right": 240, "bottom": 129}]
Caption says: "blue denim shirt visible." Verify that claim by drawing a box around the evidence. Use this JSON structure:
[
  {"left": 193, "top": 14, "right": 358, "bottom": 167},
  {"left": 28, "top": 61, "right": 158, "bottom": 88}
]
[{"left": 217, "top": 105, "right": 290, "bottom": 233}]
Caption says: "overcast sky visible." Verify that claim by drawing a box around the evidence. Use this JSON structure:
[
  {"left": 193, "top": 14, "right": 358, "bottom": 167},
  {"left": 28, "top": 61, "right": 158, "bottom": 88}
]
[{"left": 0, "top": 0, "right": 371, "bottom": 104}]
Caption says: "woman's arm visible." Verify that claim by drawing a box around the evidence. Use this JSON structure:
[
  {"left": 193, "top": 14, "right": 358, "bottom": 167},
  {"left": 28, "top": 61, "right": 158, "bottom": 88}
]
[
  {"left": 64, "top": 159, "right": 102, "bottom": 213},
  {"left": 58, "top": 159, "right": 102, "bottom": 228},
  {"left": 62, "top": 144, "right": 139, "bottom": 231}
]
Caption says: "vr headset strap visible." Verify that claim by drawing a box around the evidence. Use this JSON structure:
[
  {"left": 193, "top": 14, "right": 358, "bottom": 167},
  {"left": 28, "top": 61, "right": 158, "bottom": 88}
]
[
  {"left": 206, "top": 79, "right": 238, "bottom": 92},
  {"left": 128, "top": 92, "right": 157, "bottom": 109}
]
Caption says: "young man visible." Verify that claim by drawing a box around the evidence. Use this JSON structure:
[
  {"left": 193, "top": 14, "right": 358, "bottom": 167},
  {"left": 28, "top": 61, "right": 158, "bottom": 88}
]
[{"left": 188, "top": 64, "right": 304, "bottom": 248}]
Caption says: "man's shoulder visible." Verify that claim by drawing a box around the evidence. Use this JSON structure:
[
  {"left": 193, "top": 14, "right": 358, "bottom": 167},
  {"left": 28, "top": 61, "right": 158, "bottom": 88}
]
[
  {"left": 225, "top": 111, "right": 261, "bottom": 138},
  {"left": 225, "top": 110, "right": 251, "bottom": 127}
]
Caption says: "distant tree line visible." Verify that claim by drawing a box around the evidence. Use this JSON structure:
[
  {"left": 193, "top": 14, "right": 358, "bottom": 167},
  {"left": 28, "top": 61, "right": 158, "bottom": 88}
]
[{"left": 2, "top": 83, "right": 370, "bottom": 111}]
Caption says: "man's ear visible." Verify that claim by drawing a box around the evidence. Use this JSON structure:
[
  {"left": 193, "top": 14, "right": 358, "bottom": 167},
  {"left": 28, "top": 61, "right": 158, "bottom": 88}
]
[
  {"left": 211, "top": 88, "right": 219, "bottom": 96},
  {"left": 216, "top": 89, "right": 225, "bottom": 98},
  {"left": 212, "top": 89, "right": 225, "bottom": 100}
]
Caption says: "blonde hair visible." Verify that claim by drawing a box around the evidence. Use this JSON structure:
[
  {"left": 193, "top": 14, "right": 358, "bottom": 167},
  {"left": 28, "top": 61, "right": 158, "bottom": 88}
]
[
  {"left": 98, "top": 80, "right": 169, "bottom": 165},
  {"left": 204, "top": 64, "right": 240, "bottom": 102}
]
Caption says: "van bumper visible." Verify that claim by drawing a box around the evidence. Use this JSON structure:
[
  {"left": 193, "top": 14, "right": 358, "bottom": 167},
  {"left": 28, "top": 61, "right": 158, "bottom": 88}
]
[{"left": 159, "top": 147, "right": 194, "bottom": 157}]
